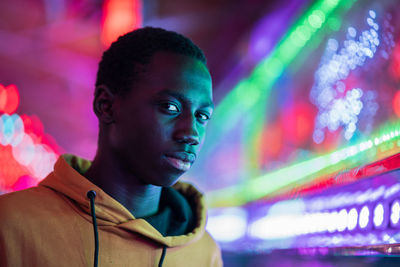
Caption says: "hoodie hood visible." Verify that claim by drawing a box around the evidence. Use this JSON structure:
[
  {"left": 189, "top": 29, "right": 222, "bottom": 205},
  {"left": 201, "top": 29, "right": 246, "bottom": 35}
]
[{"left": 39, "top": 154, "right": 207, "bottom": 247}]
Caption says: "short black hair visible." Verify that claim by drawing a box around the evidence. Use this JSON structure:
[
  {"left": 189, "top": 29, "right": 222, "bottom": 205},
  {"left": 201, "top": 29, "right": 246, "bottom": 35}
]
[{"left": 95, "top": 27, "right": 207, "bottom": 95}]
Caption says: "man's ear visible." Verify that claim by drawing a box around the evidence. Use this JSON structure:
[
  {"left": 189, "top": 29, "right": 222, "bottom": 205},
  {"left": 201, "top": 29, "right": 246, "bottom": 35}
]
[{"left": 93, "top": 85, "right": 116, "bottom": 124}]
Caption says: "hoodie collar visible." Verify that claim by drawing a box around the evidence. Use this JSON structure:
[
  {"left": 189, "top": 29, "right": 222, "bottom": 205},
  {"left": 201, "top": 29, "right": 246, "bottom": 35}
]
[{"left": 39, "top": 155, "right": 207, "bottom": 247}]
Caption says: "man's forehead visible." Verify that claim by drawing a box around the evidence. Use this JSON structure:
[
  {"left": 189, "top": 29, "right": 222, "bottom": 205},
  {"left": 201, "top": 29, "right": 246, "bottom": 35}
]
[
  {"left": 132, "top": 52, "right": 212, "bottom": 95},
  {"left": 146, "top": 51, "right": 209, "bottom": 75}
]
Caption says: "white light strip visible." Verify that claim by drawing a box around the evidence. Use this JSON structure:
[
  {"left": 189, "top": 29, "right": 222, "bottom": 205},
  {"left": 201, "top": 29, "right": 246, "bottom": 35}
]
[{"left": 206, "top": 208, "right": 248, "bottom": 242}]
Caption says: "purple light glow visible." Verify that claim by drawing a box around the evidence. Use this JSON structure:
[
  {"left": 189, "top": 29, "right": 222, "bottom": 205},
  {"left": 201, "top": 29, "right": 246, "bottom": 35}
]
[
  {"left": 390, "top": 199, "right": 400, "bottom": 227},
  {"left": 231, "top": 171, "right": 400, "bottom": 252},
  {"left": 248, "top": 0, "right": 306, "bottom": 63}
]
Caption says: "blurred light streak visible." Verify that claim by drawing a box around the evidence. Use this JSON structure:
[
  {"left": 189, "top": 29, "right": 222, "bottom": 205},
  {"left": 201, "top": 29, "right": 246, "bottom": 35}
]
[
  {"left": 206, "top": 208, "right": 247, "bottom": 242},
  {"left": 249, "top": 214, "right": 301, "bottom": 239},
  {"left": 101, "top": 0, "right": 142, "bottom": 47},
  {"left": 208, "top": 121, "right": 400, "bottom": 207},
  {"left": 214, "top": 171, "right": 400, "bottom": 251},
  {"left": 202, "top": 0, "right": 357, "bottom": 185}
]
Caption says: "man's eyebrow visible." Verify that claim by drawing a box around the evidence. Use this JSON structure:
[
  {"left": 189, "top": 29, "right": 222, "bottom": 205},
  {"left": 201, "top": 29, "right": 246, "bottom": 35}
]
[{"left": 156, "top": 89, "right": 214, "bottom": 109}]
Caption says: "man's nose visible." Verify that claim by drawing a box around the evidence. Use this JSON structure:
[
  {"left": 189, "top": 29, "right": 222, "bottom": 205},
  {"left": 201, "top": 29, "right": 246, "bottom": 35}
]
[{"left": 173, "top": 113, "right": 200, "bottom": 146}]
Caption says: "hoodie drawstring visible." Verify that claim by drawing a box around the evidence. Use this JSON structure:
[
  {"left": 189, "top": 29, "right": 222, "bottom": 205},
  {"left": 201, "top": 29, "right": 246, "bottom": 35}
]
[
  {"left": 87, "top": 190, "right": 167, "bottom": 267},
  {"left": 158, "top": 245, "right": 167, "bottom": 267},
  {"left": 87, "top": 190, "right": 99, "bottom": 267}
]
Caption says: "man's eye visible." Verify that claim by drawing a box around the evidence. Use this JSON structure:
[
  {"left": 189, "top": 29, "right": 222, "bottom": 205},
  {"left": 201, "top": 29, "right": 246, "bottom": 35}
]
[
  {"left": 196, "top": 112, "right": 210, "bottom": 122},
  {"left": 161, "top": 103, "right": 179, "bottom": 113}
]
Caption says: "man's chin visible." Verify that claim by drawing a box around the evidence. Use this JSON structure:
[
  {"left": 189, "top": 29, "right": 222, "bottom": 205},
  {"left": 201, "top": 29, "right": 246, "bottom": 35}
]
[
  {"left": 140, "top": 172, "right": 182, "bottom": 187},
  {"left": 154, "top": 176, "right": 181, "bottom": 187}
]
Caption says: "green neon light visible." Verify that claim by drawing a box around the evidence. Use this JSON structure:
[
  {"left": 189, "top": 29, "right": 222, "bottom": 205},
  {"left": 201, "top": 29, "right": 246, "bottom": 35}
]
[
  {"left": 205, "top": 0, "right": 356, "bottom": 161},
  {"left": 203, "top": 0, "right": 360, "bottom": 207},
  {"left": 243, "top": 0, "right": 358, "bottom": 173},
  {"left": 208, "top": 122, "right": 400, "bottom": 207}
]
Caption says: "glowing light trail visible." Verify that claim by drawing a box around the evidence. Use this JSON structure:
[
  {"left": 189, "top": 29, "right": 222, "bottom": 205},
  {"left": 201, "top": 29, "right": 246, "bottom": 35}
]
[
  {"left": 208, "top": 121, "right": 400, "bottom": 206},
  {"left": 207, "top": 0, "right": 356, "bottom": 158}
]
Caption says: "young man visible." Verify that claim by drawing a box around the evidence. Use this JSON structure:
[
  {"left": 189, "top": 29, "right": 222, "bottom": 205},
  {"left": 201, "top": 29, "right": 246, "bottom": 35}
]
[{"left": 0, "top": 27, "right": 222, "bottom": 266}]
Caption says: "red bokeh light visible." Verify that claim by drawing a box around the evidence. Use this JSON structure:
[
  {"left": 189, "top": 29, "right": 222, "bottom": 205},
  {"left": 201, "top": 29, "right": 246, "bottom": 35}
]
[
  {"left": 0, "top": 84, "right": 19, "bottom": 114},
  {"left": 393, "top": 90, "right": 400, "bottom": 118},
  {"left": 281, "top": 102, "right": 315, "bottom": 146},
  {"left": 0, "top": 85, "right": 6, "bottom": 111},
  {"left": 259, "top": 122, "right": 283, "bottom": 162},
  {"left": 0, "top": 145, "right": 30, "bottom": 191},
  {"left": 390, "top": 41, "right": 400, "bottom": 81},
  {"left": 101, "top": 0, "right": 142, "bottom": 47},
  {"left": 11, "top": 175, "right": 38, "bottom": 192}
]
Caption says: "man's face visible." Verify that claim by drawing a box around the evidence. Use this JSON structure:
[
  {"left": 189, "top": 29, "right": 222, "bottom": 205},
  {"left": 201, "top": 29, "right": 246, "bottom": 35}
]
[{"left": 110, "top": 51, "right": 213, "bottom": 186}]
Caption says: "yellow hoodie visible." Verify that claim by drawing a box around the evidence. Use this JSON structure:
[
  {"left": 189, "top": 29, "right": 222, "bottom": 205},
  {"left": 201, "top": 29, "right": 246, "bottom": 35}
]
[{"left": 0, "top": 155, "right": 222, "bottom": 267}]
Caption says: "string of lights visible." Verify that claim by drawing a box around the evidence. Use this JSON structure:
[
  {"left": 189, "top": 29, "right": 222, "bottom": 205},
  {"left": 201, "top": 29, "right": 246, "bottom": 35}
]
[
  {"left": 310, "top": 10, "right": 391, "bottom": 143},
  {"left": 207, "top": 167, "right": 400, "bottom": 250}
]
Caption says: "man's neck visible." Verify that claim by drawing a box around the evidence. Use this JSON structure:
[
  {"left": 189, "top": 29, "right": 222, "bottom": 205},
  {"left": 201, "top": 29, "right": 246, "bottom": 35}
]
[{"left": 84, "top": 152, "right": 162, "bottom": 218}]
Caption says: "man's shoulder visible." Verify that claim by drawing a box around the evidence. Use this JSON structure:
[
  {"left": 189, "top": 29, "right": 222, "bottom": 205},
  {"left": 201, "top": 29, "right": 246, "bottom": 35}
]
[
  {"left": 202, "top": 230, "right": 222, "bottom": 252},
  {"left": 203, "top": 231, "right": 223, "bottom": 266},
  {"left": 0, "top": 185, "right": 61, "bottom": 220}
]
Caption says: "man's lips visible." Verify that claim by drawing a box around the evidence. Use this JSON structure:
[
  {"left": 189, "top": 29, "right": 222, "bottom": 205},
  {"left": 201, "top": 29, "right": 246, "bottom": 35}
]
[
  {"left": 164, "top": 152, "right": 196, "bottom": 171},
  {"left": 165, "top": 151, "right": 196, "bottom": 163}
]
